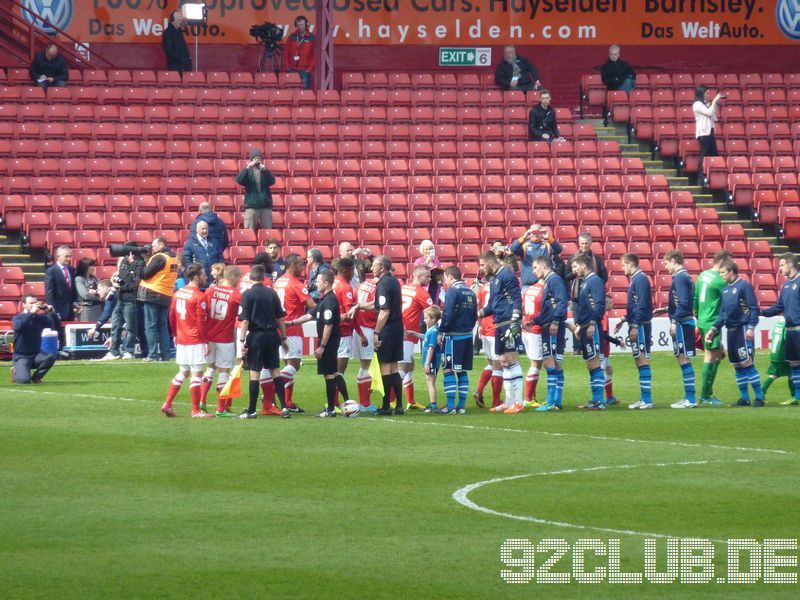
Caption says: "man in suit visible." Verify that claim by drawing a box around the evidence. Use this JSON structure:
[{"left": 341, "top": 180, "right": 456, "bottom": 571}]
[
  {"left": 182, "top": 221, "right": 222, "bottom": 282},
  {"left": 45, "top": 246, "right": 78, "bottom": 321},
  {"left": 162, "top": 10, "right": 192, "bottom": 74}
]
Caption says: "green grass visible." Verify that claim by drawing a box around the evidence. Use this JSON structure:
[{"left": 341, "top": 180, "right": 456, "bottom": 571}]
[{"left": 1, "top": 352, "right": 799, "bottom": 598}]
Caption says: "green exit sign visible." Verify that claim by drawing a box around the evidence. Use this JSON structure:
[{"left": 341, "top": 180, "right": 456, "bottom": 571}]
[{"left": 439, "top": 47, "right": 491, "bottom": 67}]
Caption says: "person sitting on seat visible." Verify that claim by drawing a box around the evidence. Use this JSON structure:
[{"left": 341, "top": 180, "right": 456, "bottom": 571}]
[
  {"left": 29, "top": 43, "right": 68, "bottom": 90},
  {"left": 495, "top": 45, "right": 540, "bottom": 92}
]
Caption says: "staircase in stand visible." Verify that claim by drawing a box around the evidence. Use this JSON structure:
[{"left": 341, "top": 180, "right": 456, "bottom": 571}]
[{"left": 0, "top": 230, "right": 45, "bottom": 283}]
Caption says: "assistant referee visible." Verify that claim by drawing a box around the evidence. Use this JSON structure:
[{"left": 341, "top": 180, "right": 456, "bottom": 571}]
[
  {"left": 237, "top": 264, "right": 290, "bottom": 419},
  {"left": 372, "top": 255, "right": 404, "bottom": 415}
]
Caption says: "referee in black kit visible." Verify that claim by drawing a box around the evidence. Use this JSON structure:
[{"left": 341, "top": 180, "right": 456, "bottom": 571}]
[
  {"left": 237, "top": 264, "right": 290, "bottom": 419},
  {"left": 372, "top": 255, "right": 405, "bottom": 415}
]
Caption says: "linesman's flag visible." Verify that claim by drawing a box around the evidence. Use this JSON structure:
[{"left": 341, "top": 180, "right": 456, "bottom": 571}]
[
  {"left": 219, "top": 362, "right": 243, "bottom": 401},
  {"left": 369, "top": 353, "right": 384, "bottom": 398}
]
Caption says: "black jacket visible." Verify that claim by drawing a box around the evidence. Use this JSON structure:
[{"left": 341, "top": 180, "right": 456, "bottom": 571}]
[
  {"left": 29, "top": 51, "right": 68, "bottom": 83},
  {"left": 600, "top": 59, "right": 635, "bottom": 90},
  {"left": 495, "top": 56, "right": 539, "bottom": 90},
  {"left": 565, "top": 251, "right": 609, "bottom": 300},
  {"left": 117, "top": 256, "right": 145, "bottom": 302},
  {"left": 162, "top": 23, "right": 192, "bottom": 73},
  {"left": 44, "top": 263, "right": 77, "bottom": 320},
  {"left": 529, "top": 103, "right": 559, "bottom": 140}
]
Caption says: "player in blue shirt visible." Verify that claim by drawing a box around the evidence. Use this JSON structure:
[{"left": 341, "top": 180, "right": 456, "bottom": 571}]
[
  {"left": 421, "top": 305, "right": 442, "bottom": 413},
  {"left": 660, "top": 249, "right": 698, "bottom": 408},
  {"left": 570, "top": 254, "right": 607, "bottom": 409},
  {"left": 437, "top": 266, "right": 478, "bottom": 414},
  {"left": 614, "top": 253, "right": 654, "bottom": 409},
  {"left": 761, "top": 252, "right": 800, "bottom": 405},
  {"left": 529, "top": 256, "right": 568, "bottom": 411},
  {"left": 477, "top": 251, "right": 526, "bottom": 413},
  {"left": 706, "top": 259, "right": 763, "bottom": 406}
]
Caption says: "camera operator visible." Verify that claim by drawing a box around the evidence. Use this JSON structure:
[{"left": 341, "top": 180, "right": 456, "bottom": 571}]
[
  {"left": 101, "top": 249, "right": 145, "bottom": 359},
  {"left": 137, "top": 237, "right": 180, "bottom": 362},
  {"left": 11, "top": 296, "right": 60, "bottom": 384},
  {"left": 693, "top": 85, "right": 724, "bottom": 188},
  {"left": 236, "top": 148, "right": 276, "bottom": 231},
  {"left": 284, "top": 15, "right": 315, "bottom": 90}
]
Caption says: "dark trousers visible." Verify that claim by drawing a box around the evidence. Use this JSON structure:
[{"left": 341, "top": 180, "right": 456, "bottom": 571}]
[
  {"left": 13, "top": 352, "right": 57, "bottom": 383},
  {"left": 110, "top": 300, "right": 138, "bottom": 356},
  {"left": 698, "top": 132, "right": 718, "bottom": 181}
]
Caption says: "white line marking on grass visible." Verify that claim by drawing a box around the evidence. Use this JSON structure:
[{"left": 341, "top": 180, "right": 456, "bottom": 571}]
[
  {"left": 6, "top": 388, "right": 151, "bottom": 404},
  {"left": 369, "top": 417, "right": 791, "bottom": 455},
  {"left": 453, "top": 459, "right": 753, "bottom": 543}
]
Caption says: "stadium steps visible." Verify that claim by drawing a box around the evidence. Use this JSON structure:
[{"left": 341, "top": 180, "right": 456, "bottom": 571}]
[
  {"left": 587, "top": 120, "right": 792, "bottom": 257},
  {"left": 0, "top": 230, "right": 45, "bottom": 283}
]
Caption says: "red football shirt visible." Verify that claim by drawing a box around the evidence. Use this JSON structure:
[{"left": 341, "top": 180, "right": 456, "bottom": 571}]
[
  {"left": 204, "top": 284, "right": 241, "bottom": 344},
  {"left": 169, "top": 285, "right": 207, "bottom": 345},
  {"left": 354, "top": 279, "right": 377, "bottom": 329},
  {"left": 477, "top": 281, "right": 495, "bottom": 337},
  {"left": 523, "top": 281, "right": 545, "bottom": 334},
  {"left": 239, "top": 274, "right": 271, "bottom": 293},
  {"left": 333, "top": 275, "right": 356, "bottom": 337},
  {"left": 401, "top": 282, "right": 433, "bottom": 342},
  {"left": 274, "top": 273, "right": 311, "bottom": 336}
]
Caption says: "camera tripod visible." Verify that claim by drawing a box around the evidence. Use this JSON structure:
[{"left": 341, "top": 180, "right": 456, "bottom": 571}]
[{"left": 258, "top": 45, "right": 283, "bottom": 74}]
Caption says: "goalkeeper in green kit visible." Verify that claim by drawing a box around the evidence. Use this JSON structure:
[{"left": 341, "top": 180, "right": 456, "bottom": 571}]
[
  {"left": 693, "top": 251, "right": 731, "bottom": 406},
  {"left": 763, "top": 319, "right": 797, "bottom": 404}
]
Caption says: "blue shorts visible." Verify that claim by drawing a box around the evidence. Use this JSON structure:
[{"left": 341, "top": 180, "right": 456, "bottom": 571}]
[
  {"left": 786, "top": 328, "right": 800, "bottom": 362},
  {"left": 672, "top": 319, "right": 696, "bottom": 359},
  {"left": 727, "top": 327, "right": 754, "bottom": 365},
  {"left": 541, "top": 321, "right": 566, "bottom": 362},
  {"left": 630, "top": 322, "right": 652, "bottom": 360},
  {"left": 443, "top": 335, "right": 473, "bottom": 371},
  {"left": 495, "top": 324, "right": 525, "bottom": 356},
  {"left": 578, "top": 322, "right": 602, "bottom": 362}
]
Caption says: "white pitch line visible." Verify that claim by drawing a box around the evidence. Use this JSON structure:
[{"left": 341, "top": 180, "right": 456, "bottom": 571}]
[
  {"left": 453, "top": 459, "right": 753, "bottom": 544},
  {"left": 369, "top": 417, "right": 792, "bottom": 455},
  {"left": 4, "top": 388, "right": 151, "bottom": 404}
]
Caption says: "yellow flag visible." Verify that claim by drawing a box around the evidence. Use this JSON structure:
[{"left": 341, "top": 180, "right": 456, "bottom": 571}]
[
  {"left": 219, "top": 362, "right": 242, "bottom": 401},
  {"left": 369, "top": 353, "right": 384, "bottom": 398}
]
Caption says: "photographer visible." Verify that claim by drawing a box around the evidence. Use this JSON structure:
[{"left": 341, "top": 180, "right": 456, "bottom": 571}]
[
  {"left": 105, "top": 249, "right": 145, "bottom": 359},
  {"left": 137, "top": 237, "right": 180, "bottom": 362},
  {"left": 11, "top": 296, "right": 60, "bottom": 384},
  {"left": 236, "top": 148, "right": 276, "bottom": 231},
  {"left": 284, "top": 15, "right": 315, "bottom": 89},
  {"left": 509, "top": 225, "right": 562, "bottom": 286},
  {"left": 693, "top": 85, "right": 724, "bottom": 187}
]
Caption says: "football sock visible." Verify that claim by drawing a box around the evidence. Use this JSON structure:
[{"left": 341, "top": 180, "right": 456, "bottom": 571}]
[
  {"left": 476, "top": 365, "right": 492, "bottom": 394},
  {"left": 734, "top": 367, "right": 750, "bottom": 401},
  {"left": 279, "top": 365, "right": 297, "bottom": 407},
  {"left": 525, "top": 366, "right": 539, "bottom": 401},
  {"left": 789, "top": 372, "right": 796, "bottom": 396},
  {"left": 391, "top": 373, "right": 403, "bottom": 409},
  {"left": 747, "top": 365, "right": 763, "bottom": 400},
  {"left": 165, "top": 372, "right": 185, "bottom": 407},
  {"left": 200, "top": 367, "right": 215, "bottom": 405},
  {"left": 762, "top": 375, "right": 776, "bottom": 395},
  {"left": 356, "top": 367, "right": 372, "bottom": 407},
  {"left": 381, "top": 375, "right": 393, "bottom": 410},
  {"left": 443, "top": 371, "right": 457, "bottom": 410},
  {"left": 680, "top": 363, "right": 696, "bottom": 403},
  {"left": 555, "top": 369, "right": 565, "bottom": 406},
  {"left": 260, "top": 374, "right": 275, "bottom": 410},
  {"left": 325, "top": 378, "right": 337, "bottom": 412},
  {"left": 189, "top": 376, "right": 202, "bottom": 413},
  {"left": 589, "top": 367, "right": 604, "bottom": 405},
  {"left": 456, "top": 371, "right": 469, "bottom": 409},
  {"left": 215, "top": 372, "right": 229, "bottom": 413},
  {"left": 401, "top": 370, "right": 416, "bottom": 405},
  {"left": 491, "top": 370, "right": 503, "bottom": 407},
  {"left": 700, "top": 362, "right": 713, "bottom": 399},
  {"left": 505, "top": 362, "right": 524, "bottom": 405},
  {"left": 545, "top": 367, "right": 557, "bottom": 405},
  {"left": 792, "top": 366, "right": 800, "bottom": 400},
  {"left": 335, "top": 374, "right": 350, "bottom": 402},
  {"left": 247, "top": 380, "right": 260, "bottom": 414},
  {"left": 604, "top": 373, "right": 613, "bottom": 400},
  {"left": 274, "top": 376, "right": 286, "bottom": 407},
  {"left": 638, "top": 365, "right": 652, "bottom": 404}
]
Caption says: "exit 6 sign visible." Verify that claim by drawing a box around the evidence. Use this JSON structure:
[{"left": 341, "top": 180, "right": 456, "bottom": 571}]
[{"left": 439, "top": 47, "right": 492, "bottom": 67}]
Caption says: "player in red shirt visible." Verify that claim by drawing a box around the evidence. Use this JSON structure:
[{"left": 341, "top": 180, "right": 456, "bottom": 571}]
[
  {"left": 522, "top": 280, "right": 546, "bottom": 406},
  {"left": 400, "top": 265, "right": 433, "bottom": 410},
  {"left": 275, "top": 254, "right": 316, "bottom": 411},
  {"left": 475, "top": 274, "right": 504, "bottom": 409},
  {"left": 332, "top": 258, "right": 367, "bottom": 407},
  {"left": 162, "top": 263, "right": 210, "bottom": 418},
  {"left": 348, "top": 266, "right": 379, "bottom": 413},
  {"left": 201, "top": 265, "right": 242, "bottom": 417}
]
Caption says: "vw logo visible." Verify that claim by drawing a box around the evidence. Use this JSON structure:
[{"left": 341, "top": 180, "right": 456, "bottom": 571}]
[
  {"left": 777, "top": 0, "right": 800, "bottom": 40},
  {"left": 20, "top": 0, "right": 74, "bottom": 36}
]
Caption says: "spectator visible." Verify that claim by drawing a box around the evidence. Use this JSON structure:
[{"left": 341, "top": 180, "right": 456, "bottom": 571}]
[
  {"left": 265, "top": 238, "right": 286, "bottom": 280},
  {"left": 45, "top": 246, "right": 78, "bottom": 321},
  {"left": 162, "top": 10, "right": 192, "bottom": 74},
  {"left": 529, "top": 90, "right": 561, "bottom": 142},
  {"left": 109, "top": 249, "right": 145, "bottom": 359},
  {"left": 693, "top": 85, "right": 724, "bottom": 188},
  {"left": 236, "top": 148, "right": 276, "bottom": 231},
  {"left": 284, "top": 15, "right": 316, "bottom": 90},
  {"left": 89, "top": 278, "right": 118, "bottom": 359},
  {"left": 565, "top": 232, "right": 609, "bottom": 301},
  {"left": 306, "top": 248, "right": 330, "bottom": 301},
  {"left": 413, "top": 240, "right": 441, "bottom": 271},
  {"left": 338, "top": 242, "right": 362, "bottom": 287},
  {"left": 491, "top": 240, "right": 518, "bottom": 272},
  {"left": 29, "top": 43, "right": 68, "bottom": 90},
  {"left": 510, "top": 225, "right": 562, "bottom": 286},
  {"left": 190, "top": 201, "right": 229, "bottom": 254},
  {"left": 495, "top": 45, "right": 540, "bottom": 92},
  {"left": 137, "top": 237, "right": 180, "bottom": 362},
  {"left": 11, "top": 295, "right": 59, "bottom": 384},
  {"left": 182, "top": 221, "right": 222, "bottom": 281},
  {"left": 600, "top": 44, "right": 636, "bottom": 93},
  {"left": 75, "top": 258, "right": 102, "bottom": 322}
]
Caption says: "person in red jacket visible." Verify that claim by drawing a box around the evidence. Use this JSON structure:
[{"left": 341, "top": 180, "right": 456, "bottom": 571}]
[{"left": 284, "top": 15, "right": 315, "bottom": 89}]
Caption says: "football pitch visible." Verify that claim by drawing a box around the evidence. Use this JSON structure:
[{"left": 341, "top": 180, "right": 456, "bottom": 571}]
[{"left": 1, "top": 352, "right": 799, "bottom": 598}]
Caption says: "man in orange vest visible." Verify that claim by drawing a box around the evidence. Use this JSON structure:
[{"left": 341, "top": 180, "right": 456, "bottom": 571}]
[{"left": 137, "top": 237, "right": 180, "bottom": 362}]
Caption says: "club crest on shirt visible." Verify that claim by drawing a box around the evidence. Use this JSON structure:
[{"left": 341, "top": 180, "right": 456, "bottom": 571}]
[{"left": 324, "top": 309, "right": 332, "bottom": 320}]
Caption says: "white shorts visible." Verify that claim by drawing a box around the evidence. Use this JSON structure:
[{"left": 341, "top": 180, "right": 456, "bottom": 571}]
[
  {"left": 279, "top": 335, "right": 303, "bottom": 360},
  {"left": 402, "top": 340, "right": 417, "bottom": 364},
  {"left": 601, "top": 356, "right": 611, "bottom": 370},
  {"left": 353, "top": 327, "right": 374, "bottom": 360},
  {"left": 522, "top": 331, "right": 543, "bottom": 361},
  {"left": 337, "top": 336, "right": 352, "bottom": 359},
  {"left": 481, "top": 335, "right": 499, "bottom": 361},
  {"left": 208, "top": 341, "right": 235, "bottom": 369},
  {"left": 176, "top": 343, "right": 207, "bottom": 371}
]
